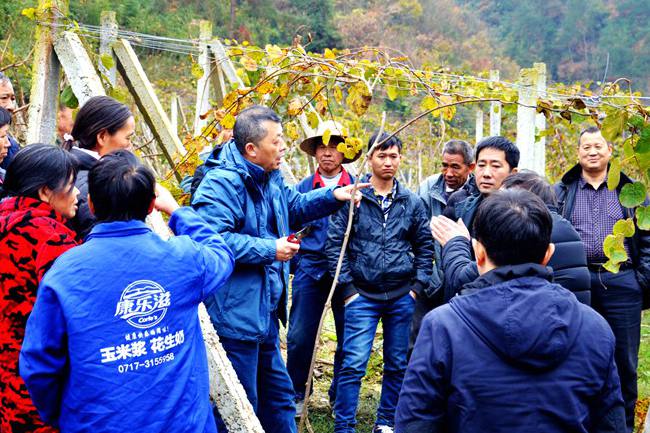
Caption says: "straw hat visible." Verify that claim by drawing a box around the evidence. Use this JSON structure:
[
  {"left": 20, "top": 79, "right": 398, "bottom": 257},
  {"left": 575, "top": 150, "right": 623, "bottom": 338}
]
[{"left": 299, "top": 120, "right": 361, "bottom": 163}]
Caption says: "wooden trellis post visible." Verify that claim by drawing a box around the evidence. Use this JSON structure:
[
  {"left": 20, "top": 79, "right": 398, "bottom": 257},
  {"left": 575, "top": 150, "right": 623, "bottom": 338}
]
[
  {"left": 26, "top": 0, "right": 68, "bottom": 145},
  {"left": 99, "top": 11, "right": 118, "bottom": 86},
  {"left": 533, "top": 63, "right": 547, "bottom": 175},
  {"left": 475, "top": 109, "right": 484, "bottom": 143},
  {"left": 194, "top": 21, "right": 213, "bottom": 137},
  {"left": 489, "top": 69, "right": 501, "bottom": 136},
  {"left": 516, "top": 66, "right": 537, "bottom": 170}
]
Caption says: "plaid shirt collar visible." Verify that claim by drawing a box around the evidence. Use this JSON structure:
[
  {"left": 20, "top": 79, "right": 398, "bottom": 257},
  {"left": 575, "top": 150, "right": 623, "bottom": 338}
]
[
  {"left": 579, "top": 174, "right": 607, "bottom": 190},
  {"left": 372, "top": 179, "right": 398, "bottom": 215}
]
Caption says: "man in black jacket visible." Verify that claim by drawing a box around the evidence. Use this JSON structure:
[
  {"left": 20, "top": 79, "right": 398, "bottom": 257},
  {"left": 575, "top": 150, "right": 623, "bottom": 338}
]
[
  {"left": 554, "top": 126, "right": 650, "bottom": 432},
  {"left": 326, "top": 131, "right": 433, "bottom": 433},
  {"left": 443, "top": 136, "right": 519, "bottom": 233}
]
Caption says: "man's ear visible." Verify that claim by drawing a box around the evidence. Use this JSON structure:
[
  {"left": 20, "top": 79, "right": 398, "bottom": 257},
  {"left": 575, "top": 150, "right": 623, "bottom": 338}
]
[
  {"left": 468, "top": 162, "right": 476, "bottom": 172},
  {"left": 244, "top": 142, "right": 257, "bottom": 158},
  {"left": 472, "top": 238, "right": 486, "bottom": 267},
  {"left": 510, "top": 167, "right": 519, "bottom": 174},
  {"left": 541, "top": 243, "right": 556, "bottom": 266},
  {"left": 88, "top": 194, "right": 95, "bottom": 216},
  {"left": 147, "top": 197, "right": 156, "bottom": 216}
]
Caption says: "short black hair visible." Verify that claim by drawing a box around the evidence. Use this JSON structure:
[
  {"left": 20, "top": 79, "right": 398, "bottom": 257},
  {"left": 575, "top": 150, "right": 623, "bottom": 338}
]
[
  {"left": 233, "top": 105, "right": 282, "bottom": 154},
  {"left": 475, "top": 136, "right": 520, "bottom": 170},
  {"left": 473, "top": 189, "right": 552, "bottom": 267},
  {"left": 442, "top": 139, "right": 473, "bottom": 165},
  {"left": 578, "top": 126, "right": 603, "bottom": 144},
  {"left": 71, "top": 96, "right": 132, "bottom": 151},
  {"left": 501, "top": 170, "right": 557, "bottom": 207},
  {"left": 368, "top": 131, "right": 402, "bottom": 154},
  {"left": 3, "top": 144, "right": 77, "bottom": 199},
  {"left": 88, "top": 150, "right": 156, "bottom": 222},
  {"left": 0, "top": 107, "right": 11, "bottom": 128}
]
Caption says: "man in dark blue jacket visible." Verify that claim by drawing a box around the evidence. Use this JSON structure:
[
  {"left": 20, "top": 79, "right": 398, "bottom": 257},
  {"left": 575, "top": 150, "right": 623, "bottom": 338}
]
[
  {"left": 396, "top": 189, "right": 626, "bottom": 433},
  {"left": 20, "top": 151, "right": 235, "bottom": 433},
  {"left": 191, "top": 106, "right": 365, "bottom": 433},
  {"left": 326, "top": 132, "right": 433, "bottom": 433},
  {"left": 0, "top": 72, "right": 20, "bottom": 170},
  {"left": 286, "top": 120, "right": 360, "bottom": 411}
]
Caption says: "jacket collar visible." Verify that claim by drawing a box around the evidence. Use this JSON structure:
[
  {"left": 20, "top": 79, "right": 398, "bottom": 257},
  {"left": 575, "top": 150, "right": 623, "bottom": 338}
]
[
  {"left": 312, "top": 167, "right": 351, "bottom": 189},
  {"left": 463, "top": 263, "right": 553, "bottom": 291},
  {"left": 560, "top": 162, "right": 633, "bottom": 189},
  {"left": 361, "top": 173, "right": 408, "bottom": 200},
  {"left": 86, "top": 219, "right": 152, "bottom": 240},
  {"left": 0, "top": 196, "right": 67, "bottom": 223},
  {"left": 215, "top": 140, "right": 283, "bottom": 190}
]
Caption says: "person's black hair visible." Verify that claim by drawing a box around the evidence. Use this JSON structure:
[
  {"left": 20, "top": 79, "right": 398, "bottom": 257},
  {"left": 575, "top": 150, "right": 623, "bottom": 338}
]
[
  {"left": 233, "top": 105, "right": 282, "bottom": 154},
  {"left": 2, "top": 144, "right": 77, "bottom": 199},
  {"left": 473, "top": 189, "right": 552, "bottom": 267},
  {"left": 475, "top": 136, "right": 520, "bottom": 169},
  {"left": 88, "top": 150, "right": 155, "bottom": 222},
  {"left": 0, "top": 107, "right": 11, "bottom": 128},
  {"left": 501, "top": 170, "right": 557, "bottom": 207},
  {"left": 442, "top": 139, "right": 473, "bottom": 165},
  {"left": 578, "top": 126, "right": 603, "bottom": 144},
  {"left": 368, "top": 131, "right": 402, "bottom": 154},
  {"left": 70, "top": 96, "right": 132, "bottom": 151}
]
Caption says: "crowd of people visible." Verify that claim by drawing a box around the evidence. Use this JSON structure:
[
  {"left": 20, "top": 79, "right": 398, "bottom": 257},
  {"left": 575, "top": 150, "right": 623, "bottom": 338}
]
[{"left": 0, "top": 66, "right": 647, "bottom": 433}]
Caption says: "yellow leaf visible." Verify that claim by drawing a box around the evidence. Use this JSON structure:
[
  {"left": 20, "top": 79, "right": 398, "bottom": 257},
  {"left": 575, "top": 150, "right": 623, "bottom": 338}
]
[
  {"left": 333, "top": 86, "right": 343, "bottom": 104},
  {"left": 386, "top": 85, "right": 398, "bottom": 101},
  {"left": 241, "top": 56, "right": 258, "bottom": 72},
  {"left": 279, "top": 84, "right": 290, "bottom": 97},
  {"left": 307, "top": 111, "right": 319, "bottom": 129},
  {"left": 256, "top": 81, "right": 275, "bottom": 95},
  {"left": 21, "top": 7, "right": 36, "bottom": 19},
  {"left": 191, "top": 62, "right": 204, "bottom": 80},
  {"left": 337, "top": 142, "right": 347, "bottom": 153},
  {"left": 285, "top": 121, "right": 300, "bottom": 140},
  {"left": 287, "top": 98, "right": 303, "bottom": 116},
  {"left": 420, "top": 95, "right": 438, "bottom": 112},
  {"left": 324, "top": 48, "right": 336, "bottom": 60},
  {"left": 345, "top": 82, "right": 372, "bottom": 116},
  {"left": 221, "top": 113, "right": 236, "bottom": 129},
  {"left": 322, "top": 129, "right": 332, "bottom": 146},
  {"left": 265, "top": 44, "right": 284, "bottom": 60},
  {"left": 242, "top": 40, "right": 249, "bottom": 46}
]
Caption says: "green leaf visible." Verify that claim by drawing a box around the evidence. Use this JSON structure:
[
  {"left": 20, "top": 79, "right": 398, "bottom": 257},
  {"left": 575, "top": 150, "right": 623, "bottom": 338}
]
[
  {"left": 608, "top": 158, "right": 621, "bottom": 191},
  {"left": 306, "top": 111, "right": 319, "bottom": 129},
  {"left": 636, "top": 127, "right": 650, "bottom": 154},
  {"left": 628, "top": 115, "right": 645, "bottom": 130},
  {"left": 601, "top": 110, "right": 628, "bottom": 142},
  {"left": 619, "top": 182, "right": 647, "bottom": 208},
  {"left": 624, "top": 138, "right": 635, "bottom": 160},
  {"left": 100, "top": 53, "right": 114, "bottom": 70},
  {"left": 637, "top": 206, "right": 650, "bottom": 230},
  {"left": 59, "top": 86, "right": 78, "bottom": 109},
  {"left": 603, "top": 234, "right": 628, "bottom": 264},
  {"left": 613, "top": 218, "right": 635, "bottom": 238},
  {"left": 191, "top": 62, "right": 204, "bottom": 80},
  {"left": 107, "top": 86, "right": 129, "bottom": 103}
]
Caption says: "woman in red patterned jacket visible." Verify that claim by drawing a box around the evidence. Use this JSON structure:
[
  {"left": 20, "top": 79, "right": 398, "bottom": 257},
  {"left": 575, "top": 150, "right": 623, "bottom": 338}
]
[{"left": 0, "top": 144, "right": 79, "bottom": 432}]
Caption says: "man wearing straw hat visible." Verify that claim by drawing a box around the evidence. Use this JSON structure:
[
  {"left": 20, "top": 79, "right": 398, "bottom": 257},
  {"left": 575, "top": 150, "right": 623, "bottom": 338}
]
[{"left": 287, "top": 120, "right": 361, "bottom": 413}]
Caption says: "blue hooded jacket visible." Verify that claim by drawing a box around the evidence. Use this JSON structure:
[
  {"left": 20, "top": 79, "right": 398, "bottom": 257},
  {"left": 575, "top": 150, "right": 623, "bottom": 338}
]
[
  {"left": 191, "top": 140, "right": 343, "bottom": 341},
  {"left": 19, "top": 208, "right": 234, "bottom": 433},
  {"left": 396, "top": 264, "right": 626, "bottom": 433}
]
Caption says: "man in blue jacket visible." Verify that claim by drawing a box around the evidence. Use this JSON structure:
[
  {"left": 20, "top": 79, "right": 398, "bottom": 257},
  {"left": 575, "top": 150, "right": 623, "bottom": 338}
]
[
  {"left": 326, "top": 132, "right": 434, "bottom": 433},
  {"left": 396, "top": 189, "right": 626, "bottom": 433},
  {"left": 20, "top": 151, "right": 235, "bottom": 433},
  {"left": 191, "top": 105, "right": 365, "bottom": 433},
  {"left": 286, "top": 120, "right": 360, "bottom": 411}
]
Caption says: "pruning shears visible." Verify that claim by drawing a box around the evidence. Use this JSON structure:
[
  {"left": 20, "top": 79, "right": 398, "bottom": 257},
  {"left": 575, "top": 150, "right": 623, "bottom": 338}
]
[{"left": 288, "top": 225, "right": 313, "bottom": 244}]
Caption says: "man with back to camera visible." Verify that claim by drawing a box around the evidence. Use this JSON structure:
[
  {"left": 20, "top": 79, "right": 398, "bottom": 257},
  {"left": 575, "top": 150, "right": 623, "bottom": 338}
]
[
  {"left": 326, "top": 131, "right": 433, "bottom": 433},
  {"left": 410, "top": 139, "right": 476, "bottom": 352},
  {"left": 191, "top": 105, "right": 366, "bottom": 433},
  {"left": 286, "top": 120, "right": 361, "bottom": 412},
  {"left": 555, "top": 126, "right": 650, "bottom": 432},
  {"left": 20, "top": 150, "right": 235, "bottom": 433},
  {"left": 395, "top": 189, "right": 626, "bottom": 433}
]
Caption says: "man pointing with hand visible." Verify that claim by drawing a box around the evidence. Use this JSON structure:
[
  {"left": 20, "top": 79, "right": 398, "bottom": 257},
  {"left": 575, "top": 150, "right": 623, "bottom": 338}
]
[{"left": 192, "top": 105, "right": 366, "bottom": 433}]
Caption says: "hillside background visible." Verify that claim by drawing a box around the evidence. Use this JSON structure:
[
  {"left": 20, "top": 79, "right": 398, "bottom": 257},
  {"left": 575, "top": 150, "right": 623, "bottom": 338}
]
[{"left": 2, "top": 0, "right": 650, "bottom": 91}]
